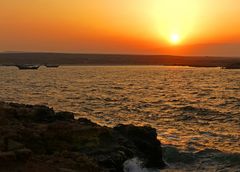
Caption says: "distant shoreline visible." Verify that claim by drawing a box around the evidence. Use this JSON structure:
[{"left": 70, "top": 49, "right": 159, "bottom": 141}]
[
  {"left": 1, "top": 52, "right": 240, "bottom": 67},
  {"left": 0, "top": 64, "right": 227, "bottom": 70}
]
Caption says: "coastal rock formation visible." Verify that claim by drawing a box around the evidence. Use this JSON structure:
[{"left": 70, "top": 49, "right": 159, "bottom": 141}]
[{"left": 0, "top": 102, "right": 165, "bottom": 172}]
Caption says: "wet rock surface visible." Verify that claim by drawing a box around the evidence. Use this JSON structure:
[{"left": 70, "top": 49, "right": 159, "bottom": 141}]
[{"left": 0, "top": 102, "right": 165, "bottom": 172}]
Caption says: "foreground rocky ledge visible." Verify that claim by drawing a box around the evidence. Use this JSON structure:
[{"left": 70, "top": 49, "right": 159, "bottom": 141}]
[{"left": 0, "top": 102, "right": 165, "bottom": 172}]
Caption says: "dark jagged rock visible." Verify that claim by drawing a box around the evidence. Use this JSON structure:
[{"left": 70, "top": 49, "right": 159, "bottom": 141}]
[
  {"left": 0, "top": 151, "right": 16, "bottom": 162},
  {"left": 0, "top": 101, "right": 165, "bottom": 172},
  {"left": 0, "top": 102, "right": 55, "bottom": 122},
  {"left": 55, "top": 112, "right": 75, "bottom": 121},
  {"left": 114, "top": 124, "right": 165, "bottom": 168},
  {"left": 15, "top": 148, "right": 32, "bottom": 162}
]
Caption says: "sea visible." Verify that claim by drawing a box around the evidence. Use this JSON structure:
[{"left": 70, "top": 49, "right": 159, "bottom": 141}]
[{"left": 0, "top": 66, "right": 239, "bottom": 171}]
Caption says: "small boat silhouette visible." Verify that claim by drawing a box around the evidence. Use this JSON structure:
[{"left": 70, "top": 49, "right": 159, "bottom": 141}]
[
  {"left": 44, "top": 64, "right": 60, "bottom": 68},
  {"left": 16, "top": 64, "right": 40, "bottom": 70}
]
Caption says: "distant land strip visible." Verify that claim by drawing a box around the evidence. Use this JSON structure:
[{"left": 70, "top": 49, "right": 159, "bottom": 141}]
[{"left": 0, "top": 52, "right": 240, "bottom": 67}]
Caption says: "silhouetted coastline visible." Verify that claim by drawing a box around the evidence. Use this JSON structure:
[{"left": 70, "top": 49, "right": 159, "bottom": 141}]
[{"left": 1, "top": 52, "right": 240, "bottom": 67}]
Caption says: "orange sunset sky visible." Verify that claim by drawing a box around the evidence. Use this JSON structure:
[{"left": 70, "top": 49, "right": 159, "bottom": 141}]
[{"left": 1, "top": 0, "right": 240, "bottom": 56}]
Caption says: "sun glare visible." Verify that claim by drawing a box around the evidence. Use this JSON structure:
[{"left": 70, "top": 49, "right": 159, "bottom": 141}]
[{"left": 170, "top": 33, "right": 180, "bottom": 44}]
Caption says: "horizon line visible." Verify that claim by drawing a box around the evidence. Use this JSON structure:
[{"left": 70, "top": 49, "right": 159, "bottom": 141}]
[{"left": 1, "top": 51, "right": 240, "bottom": 58}]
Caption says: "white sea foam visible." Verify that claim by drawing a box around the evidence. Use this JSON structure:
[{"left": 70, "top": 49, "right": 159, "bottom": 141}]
[{"left": 123, "top": 158, "right": 159, "bottom": 172}]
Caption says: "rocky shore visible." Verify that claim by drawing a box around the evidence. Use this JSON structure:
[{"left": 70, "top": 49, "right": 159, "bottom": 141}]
[{"left": 0, "top": 102, "right": 166, "bottom": 172}]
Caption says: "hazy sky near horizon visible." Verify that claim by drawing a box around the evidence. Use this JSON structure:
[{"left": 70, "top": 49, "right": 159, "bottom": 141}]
[{"left": 1, "top": 0, "right": 240, "bottom": 56}]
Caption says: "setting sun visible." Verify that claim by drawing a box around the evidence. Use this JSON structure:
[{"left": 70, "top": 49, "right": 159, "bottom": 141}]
[
  {"left": 170, "top": 34, "right": 180, "bottom": 44},
  {"left": 1, "top": 0, "right": 240, "bottom": 55}
]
